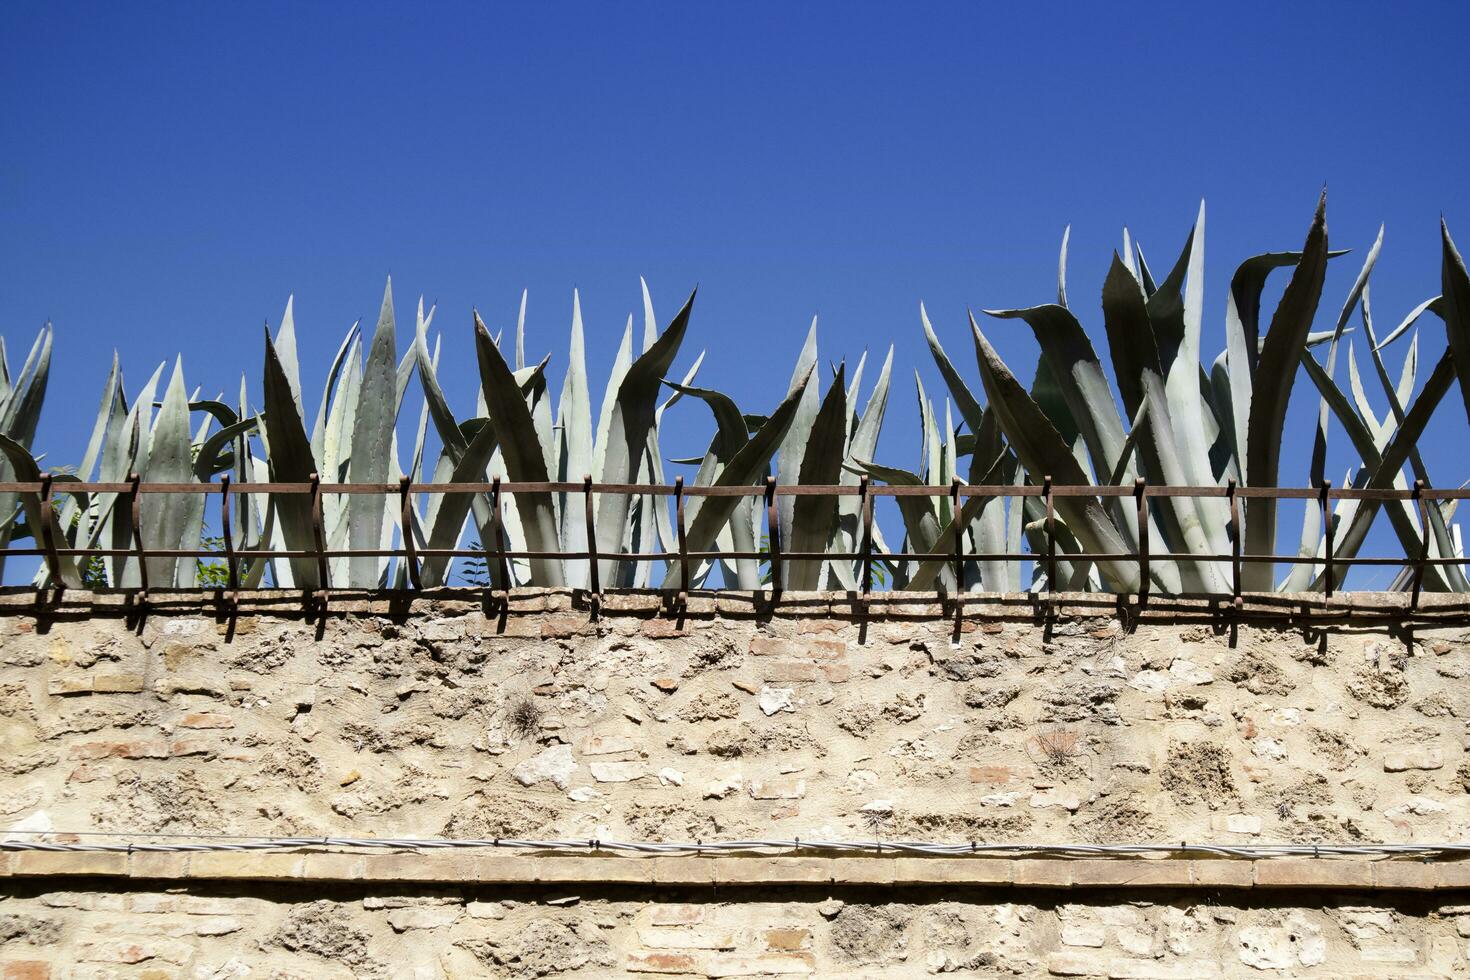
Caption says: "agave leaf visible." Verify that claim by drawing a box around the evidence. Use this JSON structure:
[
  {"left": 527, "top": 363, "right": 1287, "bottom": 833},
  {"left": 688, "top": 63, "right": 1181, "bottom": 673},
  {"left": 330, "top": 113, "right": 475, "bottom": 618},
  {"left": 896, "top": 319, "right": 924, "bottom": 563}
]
[
  {"left": 591, "top": 316, "right": 635, "bottom": 481},
  {"left": 1243, "top": 192, "right": 1329, "bottom": 590},
  {"left": 420, "top": 416, "right": 503, "bottom": 588},
  {"left": 641, "top": 277, "right": 658, "bottom": 353},
  {"left": 1057, "top": 225, "right": 1070, "bottom": 308},
  {"left": 1374, "top": 296, "right": 1442, "bottom": 352},
  {"left": 262, "top": 331, "right": 321, "bottom": 590},
  {"left": 786, "top": 365, "right": 847, "bottom": 590},
  {"left": 775, "top": 317, "right": 820, "bottom": 564},
  {"left": 344, "top": 281, "right": 401, "bottom": 587},
  {"left": 1100, "top": 256, "right": 1210, "bottom": 591},
  {"left": 140, "top": 359, "right": 195, "bottom": 588},
  {"left": 309, "top": 321, "right": 362, "bottom": 460},
  {"left": 660, "top": 367, "right": 812, "bottom": 591},
  {"left": 557, "top": 290, "right": 595, "bottom": 587},
  {"left": 273, "top": 296, "right": 305, "bottom": 419},
  {"left": 1296, "top": 347, "right": 1465, "bottom": 591},
  {"left": 472, "top": 312, "right": 564, "bottom": 586},
  {"left": 0, "top": 433, "right": 82, "bottom": 587},
  {"left": 919, "top": 304, "right": 986, "bottom": 434},
  {"left": 1441, "top": 220, "right": 1470, "bottom": 427},
  {"left": 515, "top": 289, "right": 527, "bottom": 371},
  {"left": 969, "top": 313, "right": 1141, "bottom": 592},
  {"left": 1311, "top": 350, "right": 1458, "bottom": 590},
  {"left": 595, "top": 290, "right": 694, "bottom": 586}
]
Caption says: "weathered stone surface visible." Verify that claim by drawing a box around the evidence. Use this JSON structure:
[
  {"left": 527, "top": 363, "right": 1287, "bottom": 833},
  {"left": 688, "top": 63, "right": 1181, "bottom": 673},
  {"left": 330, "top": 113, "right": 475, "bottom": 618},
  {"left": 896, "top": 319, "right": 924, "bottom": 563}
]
[{"left": 3, "top": 592, "right": 1470, "bottom": 977}]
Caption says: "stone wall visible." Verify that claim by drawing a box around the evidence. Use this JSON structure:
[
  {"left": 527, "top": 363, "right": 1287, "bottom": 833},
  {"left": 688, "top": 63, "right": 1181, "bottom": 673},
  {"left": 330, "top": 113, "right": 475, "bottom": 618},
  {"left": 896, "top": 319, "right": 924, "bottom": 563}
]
[{"left": 2, "top": 589, "right": 1470, "bottom": 977}]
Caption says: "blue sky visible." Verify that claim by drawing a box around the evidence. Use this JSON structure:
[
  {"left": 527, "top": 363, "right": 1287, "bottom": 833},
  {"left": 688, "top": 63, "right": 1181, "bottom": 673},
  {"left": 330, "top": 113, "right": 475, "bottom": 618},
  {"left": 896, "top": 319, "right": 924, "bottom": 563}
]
[{"left": 3, "top": 1, "right": 1469, "bottom": 584}]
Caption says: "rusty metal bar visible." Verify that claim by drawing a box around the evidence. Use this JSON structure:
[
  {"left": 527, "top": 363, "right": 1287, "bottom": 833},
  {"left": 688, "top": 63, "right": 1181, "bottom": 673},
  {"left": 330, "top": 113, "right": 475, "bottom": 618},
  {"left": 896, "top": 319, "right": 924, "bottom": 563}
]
[
  {"left": 765, "top": 476, "right": 782, "bottom": 594},
  {"left": 309, "top": 472, "right": 329, "bottom": 597},
  {"left": 950, "top": 478, "right": 963, "bottom": 594},
  {"left": 1321, "top": 480, "right": 1335, "bottom": 597},
  {"left": 490, "top": 476, "right": 509, "bottom": 592},
  {"left": 583, "top": 475, "right": 600, "bottom": 606},
  {"left": 219, "top": 475, "right": 238, "bottom": 597},
  {"left": 37, "top": 473, "right": 63, "bottom": 587},
  {"left": 1043, "top": 475, "right": 1056, "bottom": 596},
  {"left": 674, "top": 475, "right": 688, "bottom": 605},
  {"left": 1228, "top": 478, "right": 1242, "bottom": 607},
  {"left": 399, "top": 476, "right": 420, "bottom": 591},
  {"left": 859, "top": 474, "right": 873, "bottom": 598},
  {"left": 127, "top": 473, "right": 149, "bottom": 598},
  {"left": 1412, "top": 479, "right": 1430, "bottom": 609},
  {"left": 1134, "top": 478, "right": 1149, "bottom": 605}
]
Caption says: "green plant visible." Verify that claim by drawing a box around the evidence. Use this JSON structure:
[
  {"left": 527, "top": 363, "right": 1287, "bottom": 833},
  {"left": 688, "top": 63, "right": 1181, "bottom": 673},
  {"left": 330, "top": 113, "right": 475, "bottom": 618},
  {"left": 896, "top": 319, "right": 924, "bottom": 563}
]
[{"left": 7, "top": 197, "right": 1469, "bottom": 596}]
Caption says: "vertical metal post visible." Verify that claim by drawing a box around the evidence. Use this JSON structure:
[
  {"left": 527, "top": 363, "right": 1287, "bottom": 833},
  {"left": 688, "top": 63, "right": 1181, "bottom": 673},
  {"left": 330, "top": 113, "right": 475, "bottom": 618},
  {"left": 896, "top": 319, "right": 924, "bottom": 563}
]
[
  {"left": 859, "top": 475, "right": 873, "bottom": 598},
  {"left": 1320, "top": 480, "right": 1335, "bottom": 597},
  {"left": 490, "top": 476, "right": 510, "bottom": 593},
  {"left": 1227, "top": 478, "right": 1242, "bottom": 607},
  {"left": 1042, "top": 475, "right": 1056, "bottom": 596},
  {"left": 1411, "top": 479, "right": 1429, "bottom": 610},
  {"left": 309, "top": 472, "right": 329, "bottom": 599},
  {"left": 37, "top": 473, "right": 63, "bottom": 588},
  {"left": 220, "top": 475, "right": 239, "bottom": 597},
  {"left": 128, "top": 473, "right": 149, "bottom": 599},
  {"left": 583, "top": 475, "right": 600, "bottom": 611},
  {"left": 765, "top": 476, "right": 782, "bottom": 594},
  {"left": 1134, "top": 478, "right": 1149, "bottom": 605},
  {"left": 950, "top": 478, "right": 963, "bottom": 595},
  {"left": 674, "top": 476, "right": 688, "bottom": 606},
  {"left": 399, "top": 475, "right": 420, "bottom": 591}
]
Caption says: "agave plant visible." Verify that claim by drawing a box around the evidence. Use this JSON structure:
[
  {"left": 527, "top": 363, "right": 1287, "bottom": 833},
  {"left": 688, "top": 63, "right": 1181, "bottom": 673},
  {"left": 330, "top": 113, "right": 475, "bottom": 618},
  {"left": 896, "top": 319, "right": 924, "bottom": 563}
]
[
  {"left": 892, "top": 194, "right": 1468, "bottom": 595},
  {"left": 10, "top": 201, "right": 1469, "bottom": 596}
]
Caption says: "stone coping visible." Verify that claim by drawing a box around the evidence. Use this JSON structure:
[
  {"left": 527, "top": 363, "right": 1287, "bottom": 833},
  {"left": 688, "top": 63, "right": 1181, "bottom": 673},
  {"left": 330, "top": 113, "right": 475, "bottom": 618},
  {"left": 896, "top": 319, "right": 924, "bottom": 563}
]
[
  {"left": 1, "top": 586, "right": 1467, "bottom": 624},
  {"left": 5, "top": 850, "right": 1470, "bottom": 892}
]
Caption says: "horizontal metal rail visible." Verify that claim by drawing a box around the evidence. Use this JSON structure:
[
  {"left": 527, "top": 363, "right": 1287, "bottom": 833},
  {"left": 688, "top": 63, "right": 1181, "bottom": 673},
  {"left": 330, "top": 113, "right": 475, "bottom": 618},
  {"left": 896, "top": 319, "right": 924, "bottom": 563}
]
[{"left": 5, "top": 477, "right": 1465, "bottom": 608}]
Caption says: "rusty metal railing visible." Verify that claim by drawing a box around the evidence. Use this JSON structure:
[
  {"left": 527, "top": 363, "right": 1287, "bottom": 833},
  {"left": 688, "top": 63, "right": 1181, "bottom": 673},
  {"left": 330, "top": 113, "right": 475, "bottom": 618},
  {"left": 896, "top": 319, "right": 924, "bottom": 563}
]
[{"left": 2, "top": 476, "right": 1467, "bottom": 608}]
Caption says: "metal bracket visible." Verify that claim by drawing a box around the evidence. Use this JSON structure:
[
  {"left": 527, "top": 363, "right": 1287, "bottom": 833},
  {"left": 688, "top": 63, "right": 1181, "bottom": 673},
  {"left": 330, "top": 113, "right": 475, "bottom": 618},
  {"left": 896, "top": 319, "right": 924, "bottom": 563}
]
[
  {"left": 128, "top": 473, "right": 149, "bottom": 602},
  {"left": 309, "top": 472, "right": 329, "bottom": 607}
]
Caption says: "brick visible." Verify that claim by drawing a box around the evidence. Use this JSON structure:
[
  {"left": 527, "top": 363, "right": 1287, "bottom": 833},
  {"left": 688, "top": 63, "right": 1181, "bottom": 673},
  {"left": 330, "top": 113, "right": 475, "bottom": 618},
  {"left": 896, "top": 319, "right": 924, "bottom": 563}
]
[
  {"left": 1253, "top": 859, "right": 1373, "bottom": 889},
  {"left": 1107, "top": 960, "right": 1220, "bottom": 979},
  {"left": 969, "top": 765, "right": 1017, "bottom": 785},
  {"left": 93, "top": 672, "right": 145, "bottom": 693},
  {"left": 189, "top": 853, "right": 304, "bottom": 880},
  {"left": 641, "top": 619, "right": 687, "bottom": 638},
  {"left": 636, "top": 926, "right": 737, "bottom": 950},
  {"left": 763, "top": 928, "right": 810, "bottom": 951},
  {"left": 3, "top": 963, "right": 51, "bottom": 980},
  {"left": 178, "top": 712, "right": 234, "bottom": 729},
  {"left": 819, "top": 663, "right": 850, "bottom": 683},
  {"left": 70, "top": 740, "right": 170, "bottom": 760},
  {"left": 648, "top": 904, "right": 705, "bottom": 926},
  {"left": 626, "top": 952, "right": 699, "bottom": 974},
  {"left": 703, "top": 952, "right": 816, "bottom": 976},
  {"left": 387, "top": 906, "right": 462, "bottom": 931},
  {"left": 748, "top": 777, "right": 806, "bottom": 800},
  {"left": 47, "top": 676, "right": 93, "bottom": 695},
  {"left": 1047, "top": 951, "right": 1105, "bottom": 976},
  {"left": 582, "top": 735, "right": 638, "bottom": 756},
  {"left": 541, "top": 615, "right": 592, "bottom": 639},
  {"left": 1071, "top": 861, "right": 1184, "bottom": 888},
  {"left": 749, "top": 636, "right": 844, "bottom": 659},
  {"left": 170, "top": 739, "right": 214, "bottom": 757},
  {"left": 763, "top": 661, "right": 818, "bottom": 682},
  {"left": 1013, "top": 860, "right": 1073, "bottom": 888},
  {"left": 1373, "top": 862, "right": 1438, "bottom": 891},
  {"left": 1188, "top": 861, "right": 1253, "bottom": 889},
  {"left": 13, "top": 851, "right": 128, "bottom": 877},
  {"left": 128, "top": 852, "right": 190, "bottom": 880},
  {"left": 1384, "top": 748, "right": 1444, "bottom": 771}
]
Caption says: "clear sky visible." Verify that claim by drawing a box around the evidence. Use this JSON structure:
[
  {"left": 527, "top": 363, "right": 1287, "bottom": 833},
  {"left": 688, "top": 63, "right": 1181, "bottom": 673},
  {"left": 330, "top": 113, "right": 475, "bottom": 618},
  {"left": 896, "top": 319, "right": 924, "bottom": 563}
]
[{"left": 4, "top": 1, "right": 1469, "bottom": 585}]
